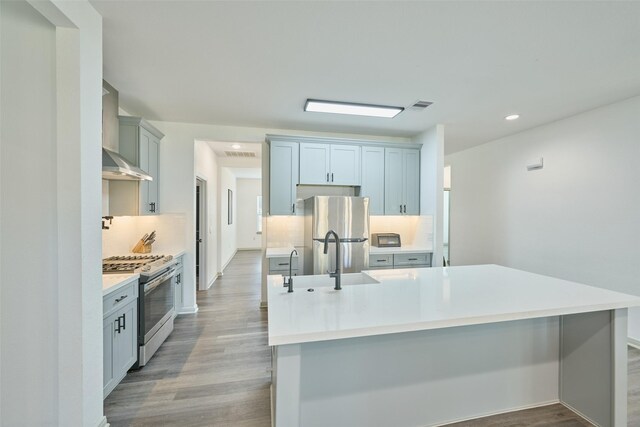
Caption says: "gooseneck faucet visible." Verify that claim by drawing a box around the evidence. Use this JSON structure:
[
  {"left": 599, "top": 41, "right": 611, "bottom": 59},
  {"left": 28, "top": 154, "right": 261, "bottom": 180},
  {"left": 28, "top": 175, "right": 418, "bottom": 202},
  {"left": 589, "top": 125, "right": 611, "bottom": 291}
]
[
  {"left": 323, "top": 230, "right": 341, "bottom": 290},
  {"left": 283, "top": 249, "right": 298, "bottom": 293}
]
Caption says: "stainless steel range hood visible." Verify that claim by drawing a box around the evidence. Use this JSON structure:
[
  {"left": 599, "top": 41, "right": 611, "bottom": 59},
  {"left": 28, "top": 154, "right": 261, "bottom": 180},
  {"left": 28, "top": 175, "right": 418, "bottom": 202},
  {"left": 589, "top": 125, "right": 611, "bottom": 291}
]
[{"left": 102, "top": 148, "right": 153, "bottom": 181}]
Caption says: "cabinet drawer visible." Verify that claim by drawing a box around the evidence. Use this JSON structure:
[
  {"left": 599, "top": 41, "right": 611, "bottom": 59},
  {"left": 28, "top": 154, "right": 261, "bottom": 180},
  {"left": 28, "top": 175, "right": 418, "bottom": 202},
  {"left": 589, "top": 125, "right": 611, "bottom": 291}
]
[
  {"left": 393, "top": 253, "right": 431, "bottom": 267},
  {"left": 269, "top": 257, "right": 299, "bottom": 271},
  {"left": 103, "top": 281, "right": 138, "bottom": 317},
  {"left": 270, "top": 270, "right": 299, "bottom": 277},
  {"left": 369, "top": 254, "right": 393, "bottom": 268}
]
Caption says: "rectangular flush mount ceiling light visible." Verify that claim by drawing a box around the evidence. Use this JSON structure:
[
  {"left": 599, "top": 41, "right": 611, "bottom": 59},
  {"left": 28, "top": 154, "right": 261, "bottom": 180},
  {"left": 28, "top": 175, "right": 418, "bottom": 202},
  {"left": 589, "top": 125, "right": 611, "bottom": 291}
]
[{"left": 304, "top": 99, "right": 404, "bottom": 118}]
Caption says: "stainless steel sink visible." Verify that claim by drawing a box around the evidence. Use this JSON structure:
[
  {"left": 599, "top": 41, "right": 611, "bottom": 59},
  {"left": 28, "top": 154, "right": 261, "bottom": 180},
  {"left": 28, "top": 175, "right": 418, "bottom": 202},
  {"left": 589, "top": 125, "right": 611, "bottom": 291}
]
[{"left": 292, "top": 272, "right": 380, "bottom": 288}]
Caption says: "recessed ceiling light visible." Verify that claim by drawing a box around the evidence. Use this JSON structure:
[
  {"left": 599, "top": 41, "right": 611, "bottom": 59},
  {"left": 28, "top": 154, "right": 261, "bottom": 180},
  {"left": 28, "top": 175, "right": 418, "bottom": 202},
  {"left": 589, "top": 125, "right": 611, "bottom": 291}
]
[
  {"left": 304, "top": 99, "right": 404, "bottom": 118},
  {"left": 505, "top": 114, "right": 520, "bottom": 121},
  {"left": 231, "top": 144, "right": 241, "bottom": 149}
]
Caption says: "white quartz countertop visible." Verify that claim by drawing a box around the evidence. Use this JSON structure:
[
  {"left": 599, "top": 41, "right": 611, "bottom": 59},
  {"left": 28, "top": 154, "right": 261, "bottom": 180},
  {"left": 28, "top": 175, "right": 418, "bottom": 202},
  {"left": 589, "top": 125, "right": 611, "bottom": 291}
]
[
  {"left": 266, "top": 247, "right": 299, "bottom": 258},
  {"left": 267, "top": 264, "right": 640, "bottom": 346},
  {"left": 102, "top": 273, "right": 139, "bottom": 296},
  {"left": 370, "top": 245, "right": 433, "bottom": 254}
]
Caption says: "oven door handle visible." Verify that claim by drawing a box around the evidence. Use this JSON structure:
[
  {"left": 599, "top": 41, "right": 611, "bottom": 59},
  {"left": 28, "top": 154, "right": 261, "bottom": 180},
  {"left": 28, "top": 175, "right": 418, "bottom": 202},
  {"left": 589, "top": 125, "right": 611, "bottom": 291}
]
[{"left": 144, "top": 268, "right": 177, "bottom": 294}]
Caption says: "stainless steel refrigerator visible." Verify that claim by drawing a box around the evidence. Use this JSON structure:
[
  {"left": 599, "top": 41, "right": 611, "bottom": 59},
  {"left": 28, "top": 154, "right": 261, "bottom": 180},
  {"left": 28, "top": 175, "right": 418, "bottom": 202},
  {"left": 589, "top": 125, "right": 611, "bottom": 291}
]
[{"left": 303, "top": 196, "right": 370, "bottom": 275}]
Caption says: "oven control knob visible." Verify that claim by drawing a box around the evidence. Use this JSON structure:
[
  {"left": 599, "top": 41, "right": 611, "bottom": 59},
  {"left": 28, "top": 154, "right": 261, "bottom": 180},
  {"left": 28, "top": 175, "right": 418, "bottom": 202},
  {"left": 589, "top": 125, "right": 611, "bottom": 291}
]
[
  {"left": 165, "top": 255, "right": 173, "bottom": 263},
  {"left": 142, "top": 266, "right": 151, "bottom": 271}
]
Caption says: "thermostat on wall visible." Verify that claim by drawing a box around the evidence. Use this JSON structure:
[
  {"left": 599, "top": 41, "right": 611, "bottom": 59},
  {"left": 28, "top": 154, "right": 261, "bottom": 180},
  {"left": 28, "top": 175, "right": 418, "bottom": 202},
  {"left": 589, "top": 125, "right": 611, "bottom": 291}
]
[{"left": 527, "top": 158, "right": 544, "bottom": 171}]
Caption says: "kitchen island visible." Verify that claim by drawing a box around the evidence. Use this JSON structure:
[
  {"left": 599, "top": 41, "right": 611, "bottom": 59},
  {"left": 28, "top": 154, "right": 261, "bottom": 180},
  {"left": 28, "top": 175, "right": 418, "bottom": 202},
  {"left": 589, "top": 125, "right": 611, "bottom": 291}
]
[{"left": 267, "top": 265, "right": 640, "bottom": 427}]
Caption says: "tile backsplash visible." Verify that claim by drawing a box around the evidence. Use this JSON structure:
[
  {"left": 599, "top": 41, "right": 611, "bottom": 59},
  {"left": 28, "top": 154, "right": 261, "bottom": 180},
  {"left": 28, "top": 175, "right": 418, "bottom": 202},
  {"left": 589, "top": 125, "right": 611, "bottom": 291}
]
[
  {"left": 266, "top": 214, "right": 433, "bottom": 249},
  {"left": 102, "top": 213, "right": 187, "bottom": 257}
]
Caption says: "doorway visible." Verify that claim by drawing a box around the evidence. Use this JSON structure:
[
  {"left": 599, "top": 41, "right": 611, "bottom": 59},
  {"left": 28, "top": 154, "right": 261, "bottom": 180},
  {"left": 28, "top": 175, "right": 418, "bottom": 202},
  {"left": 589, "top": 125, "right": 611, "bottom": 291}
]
[{"left": 196, "top": 177, "right": 207, "bottom": 290}]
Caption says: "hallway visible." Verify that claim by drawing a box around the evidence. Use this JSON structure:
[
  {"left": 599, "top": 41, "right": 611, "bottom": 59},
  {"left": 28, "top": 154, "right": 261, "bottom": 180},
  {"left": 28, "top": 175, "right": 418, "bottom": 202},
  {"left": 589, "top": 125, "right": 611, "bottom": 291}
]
[{"left": 105, "top": 250, "right": 270, "bottom": 426}]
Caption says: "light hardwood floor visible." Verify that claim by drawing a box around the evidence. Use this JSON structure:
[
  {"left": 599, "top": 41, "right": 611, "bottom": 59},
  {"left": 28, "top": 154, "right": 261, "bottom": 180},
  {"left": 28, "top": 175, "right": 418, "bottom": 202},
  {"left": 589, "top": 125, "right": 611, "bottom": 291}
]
[{"left": 105, "top": 250, "right": 640, "bottom": 426}]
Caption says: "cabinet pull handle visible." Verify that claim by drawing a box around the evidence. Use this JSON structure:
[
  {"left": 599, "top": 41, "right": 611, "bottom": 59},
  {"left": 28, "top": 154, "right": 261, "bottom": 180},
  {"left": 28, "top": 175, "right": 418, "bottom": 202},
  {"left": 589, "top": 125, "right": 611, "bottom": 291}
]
[
  {"left": 403, "top": 204, "right": 407, "bottom": 214},
  {"left": 115, "top": 295, "right": 128, "bottom": 303},
  {"left": 278, "top": 263, "right": 289, "bottom": 266},
  {"left": 149, "top": 202, "right": 156, "bottom": 213},
  {"left": 400, "top": 204, "right": 403, "bottom": 213},
  {"left": 115, "top": 316, "right": 122, "bottom": 334},
  {"left": 326, "top": 173, "right": 329, "bottom": 182},
  {"left": 408, "top": 258, "right": 418, "bottom": 261},
  {"left": 122, "top": 313, "right": 126, "bottom": 330},
  {"left": 331, "top": 173, "right": 334, "bottom": 182},
  {"left": 292, "top": 203, "right": 295, "bottom": 214},
  {"left": 376, "top": 259, "right": 386, "bottom": 262},
  {"left": 177, "top": 273, "right": 181, "bottom": 284}
]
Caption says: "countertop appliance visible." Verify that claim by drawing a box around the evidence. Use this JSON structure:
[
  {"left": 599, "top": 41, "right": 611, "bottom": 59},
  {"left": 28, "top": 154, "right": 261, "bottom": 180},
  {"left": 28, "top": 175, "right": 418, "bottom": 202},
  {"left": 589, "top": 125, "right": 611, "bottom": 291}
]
[
  {"left": 102, "top": 254, "right": 177, "bottom": 367},
  {"left": 371, "top": 233, "right": 401, "bottom": 248},
  {"left": 303, "top": 196, "right": 370, "bottom": 275}
]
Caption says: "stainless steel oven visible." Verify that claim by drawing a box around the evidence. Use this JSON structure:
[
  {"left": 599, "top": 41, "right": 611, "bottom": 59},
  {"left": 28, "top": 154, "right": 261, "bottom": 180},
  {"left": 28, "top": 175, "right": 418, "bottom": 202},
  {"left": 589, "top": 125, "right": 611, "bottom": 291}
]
[{"left": 137, "top": 264, "right": 177, "bottom": 367}]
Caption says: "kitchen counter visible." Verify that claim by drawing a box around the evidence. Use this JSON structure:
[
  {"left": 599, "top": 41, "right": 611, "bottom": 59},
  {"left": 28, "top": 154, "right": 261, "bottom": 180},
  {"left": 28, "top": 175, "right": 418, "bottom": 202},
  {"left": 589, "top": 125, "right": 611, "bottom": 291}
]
[
  {"left": 266, "top": 246, "right": 299, "bottom": 258},
  {"left": 268, "top": 264, "right": 639, "bottom": 345},
  {"left": 268, "top": 265, "right": 640, "bottom": 427},
  {"left": 369, "top": 245, "right": 432, "bottom": 254},
  {"left": 102, "top": 273, "right": 139, "bottom": 296}
]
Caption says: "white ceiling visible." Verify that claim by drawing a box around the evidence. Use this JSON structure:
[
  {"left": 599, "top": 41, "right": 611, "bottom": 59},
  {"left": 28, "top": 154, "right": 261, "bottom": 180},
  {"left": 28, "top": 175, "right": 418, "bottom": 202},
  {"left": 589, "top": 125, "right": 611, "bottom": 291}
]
[
  {"left": 203, "top": 140, "right": 262, "bottom": 159},
  {"left": 92, "top": 1, "right": 640, "bottom": 154}
]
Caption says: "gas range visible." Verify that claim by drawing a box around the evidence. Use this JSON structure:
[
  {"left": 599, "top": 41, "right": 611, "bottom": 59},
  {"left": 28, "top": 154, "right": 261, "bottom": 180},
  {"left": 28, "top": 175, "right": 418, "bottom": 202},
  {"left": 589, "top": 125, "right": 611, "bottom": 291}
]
[{"left": 102, "top": 254, "right": 176, "bottom": 280}]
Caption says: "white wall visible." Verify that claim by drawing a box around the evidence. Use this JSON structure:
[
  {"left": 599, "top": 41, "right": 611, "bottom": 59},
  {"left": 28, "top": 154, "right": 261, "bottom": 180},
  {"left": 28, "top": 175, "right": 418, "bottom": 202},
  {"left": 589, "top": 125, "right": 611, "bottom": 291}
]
[
  {"left": 415, "top": 125, "right": 445, "bottom": 266},
  {"left": 237, "top": 179, "right": 263, "bottom": 249},
  {"left": 102, "top": 214, "right": 187, "bottom": 257},
  {"left": 195, "top": 140, "right": 219, "bottom": 288},
  {"left": 445, "top": 95, "right": 640, "bottom": 342},
  {"left": 1, "top": 0, "right": 104, "bottom": 425},
  {"left": 219, "top": 167, "right": 237, "bottom": 269}
]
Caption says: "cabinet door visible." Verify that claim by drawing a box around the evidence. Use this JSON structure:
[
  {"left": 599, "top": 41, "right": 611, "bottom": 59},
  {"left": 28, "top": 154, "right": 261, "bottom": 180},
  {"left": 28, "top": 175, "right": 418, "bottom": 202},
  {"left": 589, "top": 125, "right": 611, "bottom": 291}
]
[
  {"left": 403, "top": 149, "right": 420, "bottom": 215},
  {"left": 138, "top": 127, "right": 152, "bottom": 215},
  {"left": 174, "top": 266, "right": 184, "bottom": 313},
  {"left": 147, "top": 137, "right": 159, "bottom": 214},
  {"left": 114, "top": 301, "right": 138, "bottom": 379},
  {"left": 384, "top": 148, "right": 404, "bottom": 215},
  {"left": 299, "top": 143, "right": 330, "bottom": 185},
  {"left": 330, "top": 144, "right": 360, "bottom": 185},
  {"left": 103, "top": 312, "right": 117, "bottom": 397},
  {"left": 270, "top": 141, "right": 299, "bottom": 215},
  {"left": 360, "top": 146, "right": 385, "bottom": 215}
]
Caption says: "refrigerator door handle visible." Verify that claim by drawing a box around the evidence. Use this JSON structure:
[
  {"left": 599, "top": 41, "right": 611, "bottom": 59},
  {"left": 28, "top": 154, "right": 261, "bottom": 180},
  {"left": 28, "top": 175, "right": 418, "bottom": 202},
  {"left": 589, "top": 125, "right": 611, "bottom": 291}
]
[{"left": 312, "top": 238, "right": 368, "bottom": 243}]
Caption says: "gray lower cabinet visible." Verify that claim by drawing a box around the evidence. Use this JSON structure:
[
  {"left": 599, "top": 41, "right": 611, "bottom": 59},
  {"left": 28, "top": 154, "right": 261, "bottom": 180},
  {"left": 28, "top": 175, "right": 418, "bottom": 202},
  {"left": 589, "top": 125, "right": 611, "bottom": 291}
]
[
  {"left": 174, "top": 259, "right": 184, "bottom": 315},
  {"left": 369, "top": 252, "right": 432, "bottom": 269},
  {"left": 103, "top": 283, "right": 138, "bottom": 398},
  {"left": 269, "top": 256, "right": 299, "bottom": 277}
]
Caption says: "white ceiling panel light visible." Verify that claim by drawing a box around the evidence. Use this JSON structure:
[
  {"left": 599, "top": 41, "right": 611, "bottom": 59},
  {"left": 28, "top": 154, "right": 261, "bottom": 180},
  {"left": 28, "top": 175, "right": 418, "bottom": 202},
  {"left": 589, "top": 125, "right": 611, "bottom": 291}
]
[
  {"left": 304, "top": 99, "right": 404, "bottom": 118},
  {"left": 505, "top": 114, "right": 520, "bottom": 121}
]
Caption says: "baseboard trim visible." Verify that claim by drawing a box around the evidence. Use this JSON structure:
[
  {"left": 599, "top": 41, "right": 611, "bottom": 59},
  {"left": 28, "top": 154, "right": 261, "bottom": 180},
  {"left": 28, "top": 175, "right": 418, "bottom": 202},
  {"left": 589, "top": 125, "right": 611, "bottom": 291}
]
[
  {"left": 436, "top": 400, "right": 559, "bottom": 426},
  {"left": 629, "top": 337, "right": 640, "bottom": 350},
  {"left": 237, "top": 247, "right": 261, "bottom": 251},
  {"left": 205, "top": 273, "right": 220, "bottom": 290},
  {"left": 560, "top": 401, "right": 600, "bottom": 427},
  {"left": 177, "top": 304, "right": 199, "bottom": 315},
  {"left": 97, "top": 416, "right": 109, "bottom": 427},
  {"left": 220, "top": 249, "right": 238, "bottom": 272}
]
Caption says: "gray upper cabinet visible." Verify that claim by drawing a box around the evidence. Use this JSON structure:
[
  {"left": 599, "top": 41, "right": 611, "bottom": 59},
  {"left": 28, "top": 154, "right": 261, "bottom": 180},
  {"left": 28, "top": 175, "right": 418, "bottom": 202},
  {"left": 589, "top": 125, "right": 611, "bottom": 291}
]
[
  {"left": 329, "top": 144, "right": 360, "bottom": 185},
  {"left": 270, "top": 141, "right": 299, "bottom": 215},
  {"left": 299, "top": 143, "right": 360, "bottom": 185},
  {"left": 299, "top": 143, "right": 331, "bottom": 184},
  {"left": 109, "top": 117, "right": 163, "bottom": 216},
  {"left": 360, "top": 146, "right": 385, "bottom": 215},
  {"left": 384, "top": 148, "right": 420, "bottom": 215}
]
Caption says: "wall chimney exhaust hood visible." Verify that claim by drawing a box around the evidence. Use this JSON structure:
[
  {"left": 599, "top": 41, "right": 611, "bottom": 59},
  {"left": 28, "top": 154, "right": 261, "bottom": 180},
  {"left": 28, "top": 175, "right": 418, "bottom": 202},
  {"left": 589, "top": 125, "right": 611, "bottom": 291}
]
[{"left": 102, "top": 148, "right": 153, "bottom": 181}]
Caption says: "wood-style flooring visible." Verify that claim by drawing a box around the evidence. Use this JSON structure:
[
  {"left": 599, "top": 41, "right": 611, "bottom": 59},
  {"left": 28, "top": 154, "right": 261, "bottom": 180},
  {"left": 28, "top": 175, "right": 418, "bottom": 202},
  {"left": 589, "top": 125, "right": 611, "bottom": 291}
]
[{"left": 105, "top": 250, "right": 640, "bottom": 426}]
